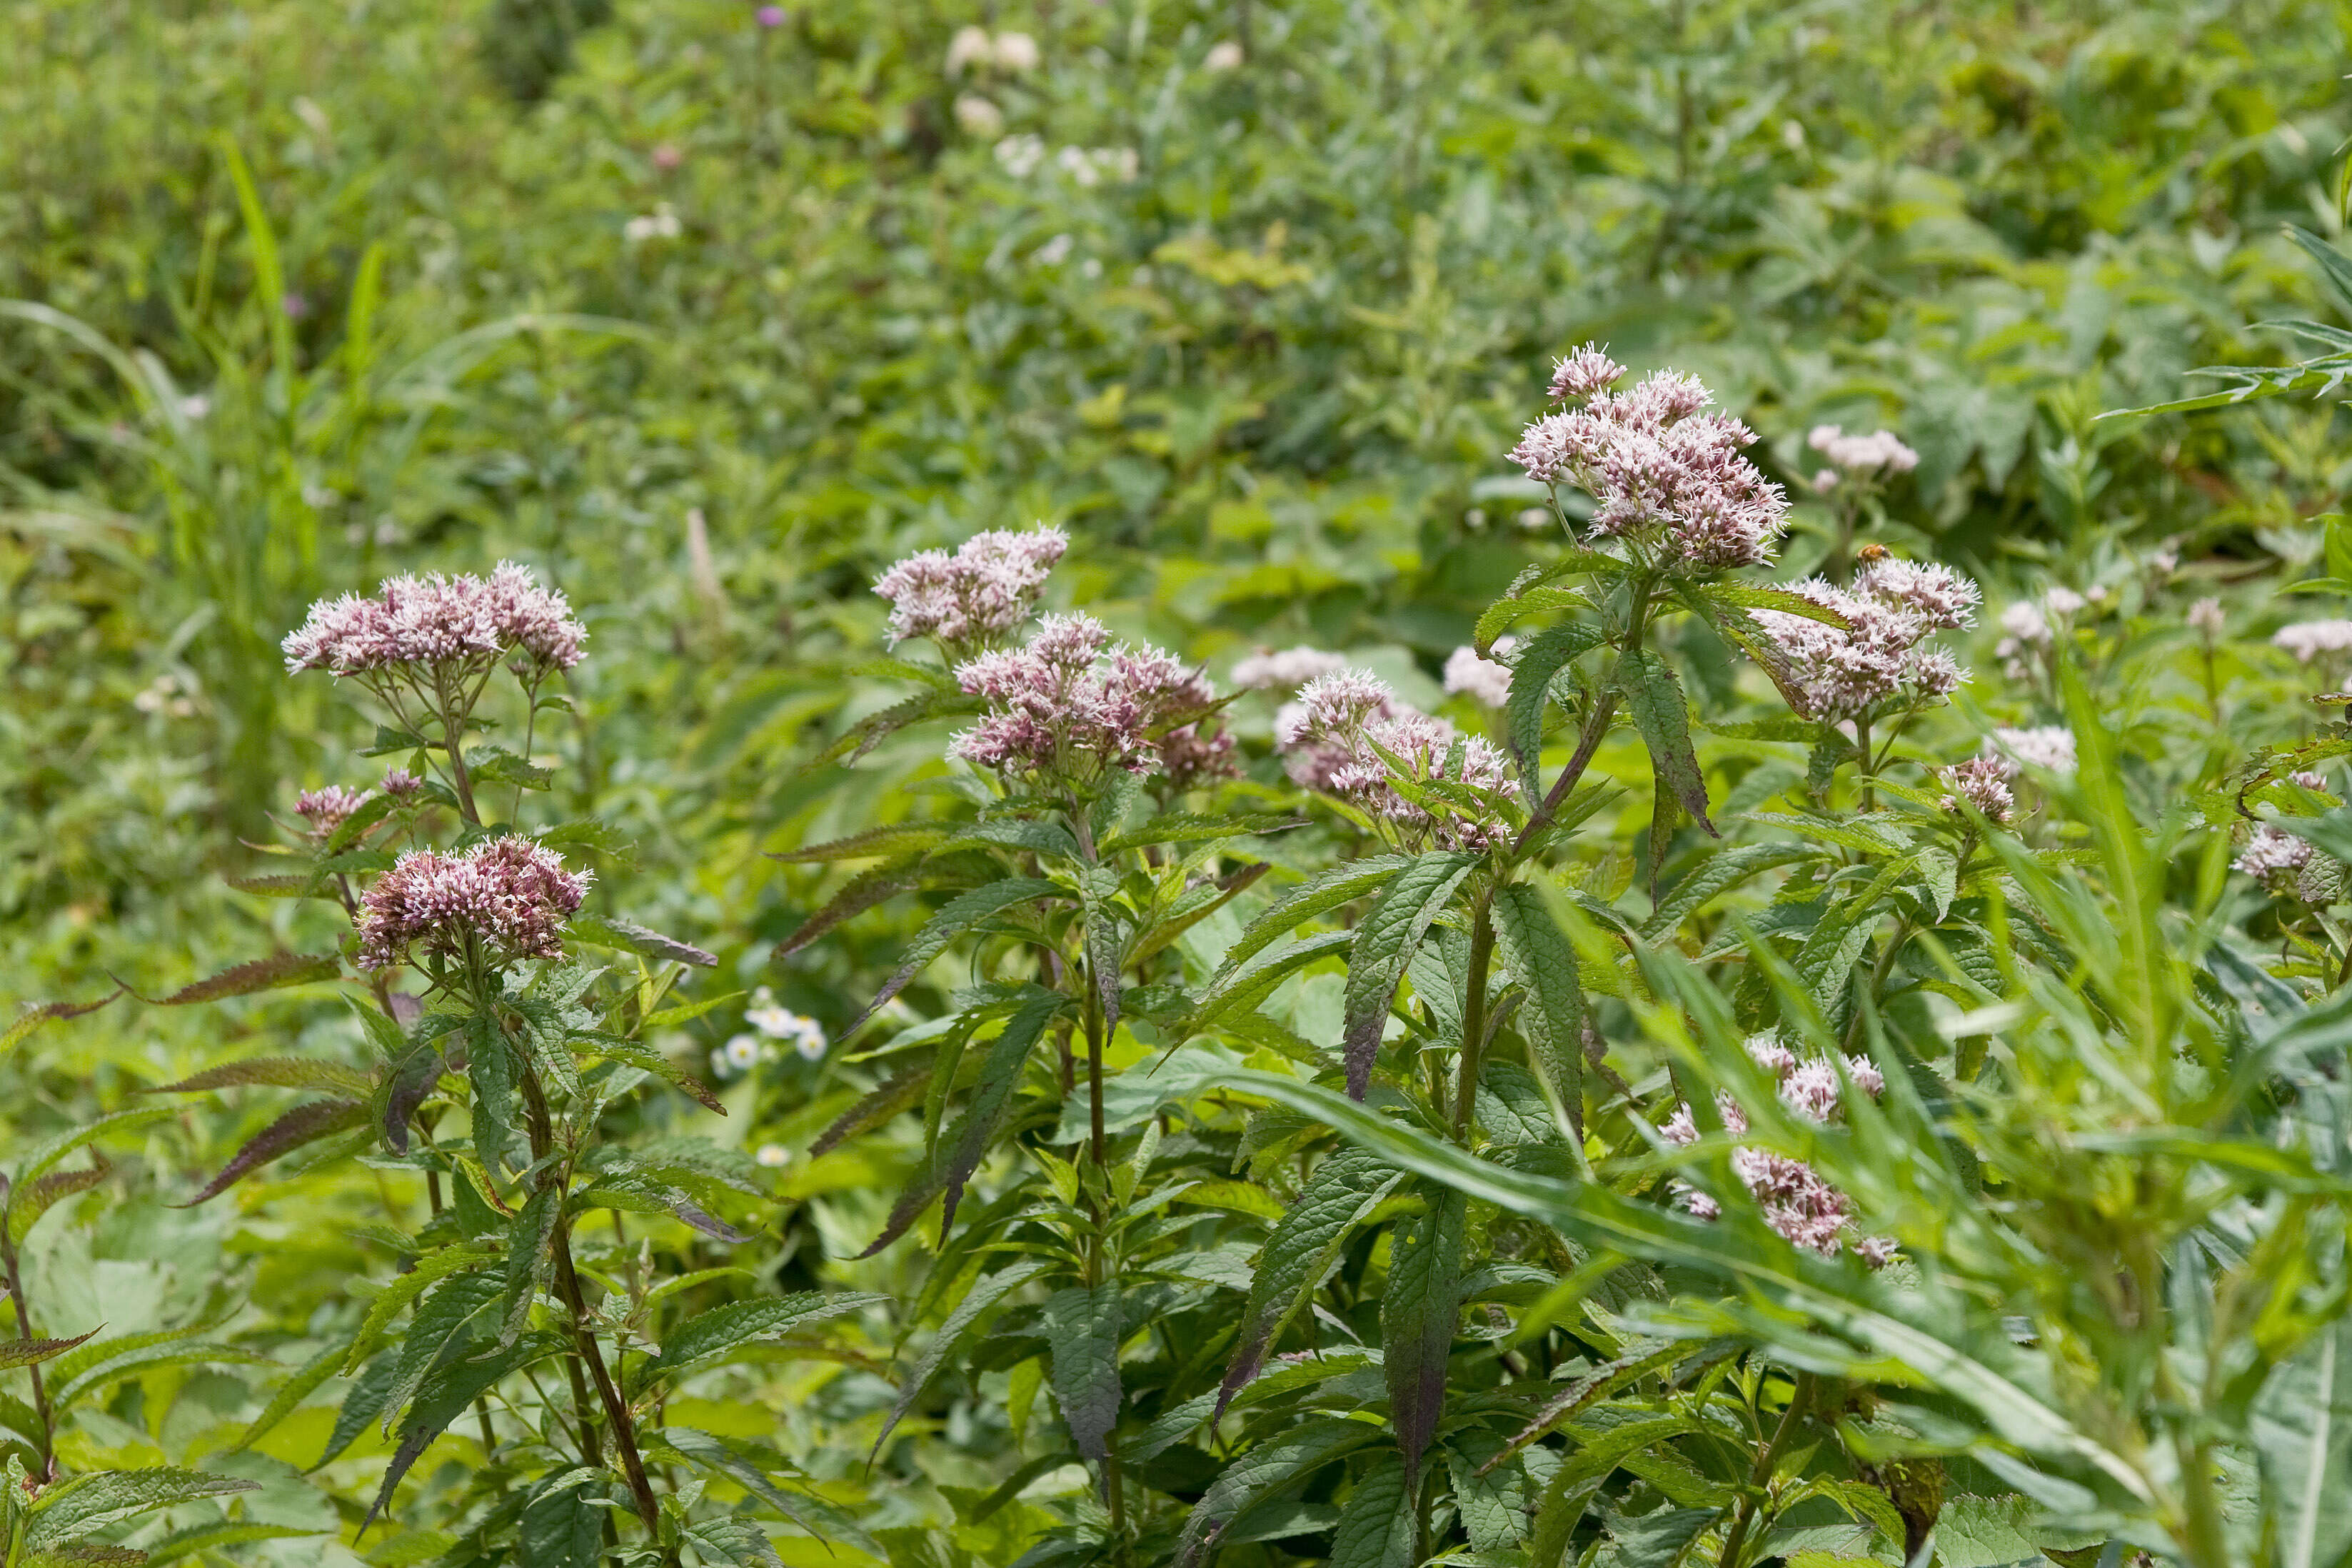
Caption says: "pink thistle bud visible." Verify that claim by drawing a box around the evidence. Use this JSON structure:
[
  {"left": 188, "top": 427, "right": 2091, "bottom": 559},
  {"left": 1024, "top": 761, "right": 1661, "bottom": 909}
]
[{"left": 381, "top": 768, "right": 424, "bottom": 801}]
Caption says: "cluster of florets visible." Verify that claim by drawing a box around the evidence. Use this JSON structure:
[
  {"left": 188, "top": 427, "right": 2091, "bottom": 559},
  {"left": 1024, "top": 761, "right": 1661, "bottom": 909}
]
[
  {"left": 872, "top": 527, "right": 1067, "bottom": 656},
  {"left": 1442, "top": 638, "right": 1517, "bottom": 709},
  {"left": 381, "top": 768, "right": 425, "bottom": 802},
  {"left": 1509, "top": 347, "right": 1789, "bottom": 572},
  {"left": 1281, "top": 670, "right": 1512, "bottom": 850},
  {"left": 2188, "top": 598, "right": 2226, "bottom": 640},
  {"left": 712, "top": 987, "right": 830, "bottom": 1077},
  {"left": 1751, "top": 558, "right": 1979, "bottom": 722},
  {"left": 2236, "top": 823, "right": 2317, "bottom": 896},
  {"left": 951, "top": 613, "right": 1227, "bottom": 787},
  {"left": 1804, "top": 424, "right": 1919, "bottom": 492},
  {"left": 1230, "top": 645, "right": 1348, "bottom": 691},
  {"left": 293, "top": 785, "right": 371, "bottom": 838},
  {"left": 1992, "top": 588, "right": 2100, "bottom": 681},
  {"left": 357, "top": 836, "right": 590, "bottom": 970},
  {"left": 2275, "top": 619, "right": 2352, "bottom": 666},
  {"left": 1939, "top": 756, "right": 2014, "bottom": 824},
  {"left": 1987, "top": 725, "right": 2077, "bottom": 778},
  {"left": 283, "top": 562, "right": 585, "bottom": 678},
  {"left": 1661, "top": 1035, "right": 1892, "bottom": 1265}
]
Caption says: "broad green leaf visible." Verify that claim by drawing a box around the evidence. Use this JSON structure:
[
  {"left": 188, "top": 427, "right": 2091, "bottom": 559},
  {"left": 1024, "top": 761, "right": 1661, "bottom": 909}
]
[
  {"left": 1043, "top": 1282, "right": 1122, "bottom": 1462},
  {"left": 1332, "top": 1450, "right": 1415, "bottom": 1568},
  {"left": 1639, "top": 844, "right": 1817, "bottom": 939},
  {"left": 1617, "top": 649, "right": 1712, "bottom": 832},
  {"left": 1190, "top": 930, "right": 1354, "bottom": 1032},
  {"left": 640, "top": 1292, "right": 885, "bottom": 1385},
  {"left": 1342, "top": 853, "right": 1479, "bottom": 1097},
  {"left": 468, "top": 1014, "right": 520, "bottom": 1175},
  {"left": 25, "top": 1468, "right": 260, "bottom": 1547},
  {"left": 1447, "top": 1429, "right": 1527, "bottom": 1552},
  {"left": 346, "top": 1246, "right": 498, "bottom": 1370},
  {"left": 376, "top": 1271, "right": 503, "bottom": 1435},
  {"left": 368, "top": 1332, "right": 563, "bottom": 1523},
  {"left": 497, "top": 1186, "right": 559, "bottom": 1345},
  {"left": 1474, "top": 1061, "right": 1562, "bottom": 1149},
  {"left": 518, "top": 1469, "right": 601, "bottom": 1568},
  {"left": 1215, "top": 1147, "right": 1405, "bottom": 1419},
  {"left": 680, "top": 1516, "right": 785, "bottom": 1567},
  {"left": 1175, "top": 1417, "right": 1384, "bottom": 1568},
  {"left": 1099, "top": 812, "right": 1304, "bottom": 853},
  {"left": 1504, "top": 622, "right": 1609, "bottom": 793},
  {"left": 845, "top": 878, "right": 1065, "bottom": 1038},
  {"left": 1382, "top": 1182, "right": 1468, "bottom": 1483},
  {"left": 1475, "top": 583, "right": 1595, "bottom": 651},
  {"left": 1600, "top": 1504, "right": 1719, "bottom": 1567}
]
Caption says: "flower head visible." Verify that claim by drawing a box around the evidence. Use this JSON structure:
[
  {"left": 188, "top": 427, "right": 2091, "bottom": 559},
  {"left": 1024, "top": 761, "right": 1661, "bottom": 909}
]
[
  {"left": 2236, "top": 823, "right": 2317, "bottom": 896},
  {"left": 283, "top": 561, "right": 585, "bottom": 678},
  {"left": 381, "top": 768, "right": 424, "bottom": 802},
  {"left": 1285, "top": 670, "right": 1512, "bottom": 850},
  {"left": 2276, "top": 620, "right": 2352, "bottom": 665},
  {"left": 357, "top": 836, "right": 590, "bottom": 970},
  {"left": 951, "top": 613, "right": 1221, "bottom": 786},
  {"left": 1509, "top": 357, "right": 1788, "bottom": 572},
  {"left": 745, "top": 989, "right": 830, "bottom": 1060},
  {"left": 1750, "top": 558, "right": 1979, "bottom": 722},
  {"left": 873, "top": 526, "right": 1066, "bottom": 655},
  {"left": 1988, "top": 725, "right": 2077, "bottom": 778},
  {"left": 294, "top": 785, "right": 371, "bottom": 838},
  {"left": 2188, "top": 597, "right": 2226, "bottom": 639},
  {"left": 1230, "top": 646, "right": 1348, "bottom": 691},
  {"left": 1939, "top": 756, "right": 2014, "bottom": 823},
  {"left": 1442, "top": 638, "right": 1516, "bottom": 709},
  {"left": 1806, "top": 424, "right": 1918, "bottom": 475},
  {"left": 945, "top": 24, "right": 992, "bottom": 73}
]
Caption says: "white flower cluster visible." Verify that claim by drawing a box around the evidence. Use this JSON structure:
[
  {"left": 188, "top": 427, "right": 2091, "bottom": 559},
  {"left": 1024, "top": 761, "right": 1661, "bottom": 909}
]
[
  {"left": 1230, "top": 646, "right": 1349, "bottom": 691},
  {"left": 946, "top": 26, "right": 1039, "bottom": 75},
  {"left": 2276, "top": 620, "right": 2352, "bottom": 665},
  {"left": 711, "top": 987, "right": 830, "bottom": 1080},
  {"left": 1661, "top": 1035, "right": 1894, "bottom": 1265},
  {"left": 991, "top": 136, "right": 1139, "bottom": 185},
  {"left": 1986, "top": 725, "right": 2076, "bottom": 776}
]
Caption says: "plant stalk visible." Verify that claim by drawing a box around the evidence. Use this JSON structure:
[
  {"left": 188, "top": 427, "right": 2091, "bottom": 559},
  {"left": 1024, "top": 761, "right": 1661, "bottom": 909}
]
[
  {"left": 1716, "top": 1370, "right": 1815, "bottom": 1568},
  {"left": 1453, "top": 890, "right": 1497, "bottom": 1138}
]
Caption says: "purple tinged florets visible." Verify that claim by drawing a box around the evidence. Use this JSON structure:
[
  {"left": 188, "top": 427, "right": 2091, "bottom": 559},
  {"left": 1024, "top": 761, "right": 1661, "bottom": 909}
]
[
  {"left": 2235, "top": 825, "right": 2314, "bottom": 890},
  {"left": 357, "top": 836, "right": 590, "bottom": 970},
  {"left": 1509, "top": 359, "right": 1789, "bottom": 573},
  {"left": 950, "top": 613, "right": 1223, "bottom": 786},
  {"left": 294, "top": 786, "right": 370, "bottom": 837},
  {"left": 1547, "top": 343, "right": 1626, "bottom": 402},
  {"left": 1939, "top": 756, "right": 2015, "bottom": 823},
  {"left": 1442, "top": 638, "right": 1516, "bottom": 708},
  {"left": 1660, "top": 1035, "right": 1891, "bottom": 1264},
  {"left": 1284, "top": 670, "right": 1512, "bottom": 850},
  {"left": 1750, "top": 558, "right": 1979, "bottom": 723},
  {"left": 283, "top": 562, "right": 585, "bottom": 678},
  {"left": 381, "top": 768, "right": 424, "bottom": 801},
  {"left": 872, "top": 526, "right": 1067, "bottom": 654},
  {"left": 1806, "top": 424, "right": 1919, "bottom": 476}
]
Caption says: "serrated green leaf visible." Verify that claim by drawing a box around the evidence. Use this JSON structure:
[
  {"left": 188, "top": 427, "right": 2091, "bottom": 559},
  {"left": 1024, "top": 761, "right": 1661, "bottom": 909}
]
[
  {"left": 177, "top": 1098, "right": 366, "bottom": 1206},
  {"left": 1332, "top": 1450, "right": 1415, "bottom": 1568},
  {"left": 1383, "top": 1182, "right": 1467, "bottom": 1484},
  {"left": 640, "top": 1292, "right": 884, "bottom": 1385},
  {"left": 25, "top": 1468, "right": 260, "bottom": 1548},
  {"left": 1217, "top": 857, "right": 1416, "bottom": 978},
  {"left": 875, "top": 1259, "right": 1052, "bottom": 1454},
  {"left": 2253, "top": 1318, "right": 2352, "bottom": 1568},
  {"left": 1490, "top": 881, "right": 1584, "bottom": 1132},
  {"left": 1175, "top": 1417, "right": 1384, "bottom": 1568},
  {"left": 1618, "top": 649, "right": 1712, "bottom": 833},
  {"left": 1043, "top": 1281, "right": 1122, "bottom": 1462},
  {"left": 1505, "top": 622, "right": 1608, "bottom": 796},
  {"left": 845, "top": 878, "right": 1065, "bottom": 1039},
  {"left": 1342, "top": 854, "right": 1479, "bottom": 1097}
]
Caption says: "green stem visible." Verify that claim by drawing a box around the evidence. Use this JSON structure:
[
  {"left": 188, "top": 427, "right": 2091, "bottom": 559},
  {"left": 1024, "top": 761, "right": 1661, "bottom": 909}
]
[
  {"left": 0, "top": 1235, "right": 54, "bottom": 1480},
  {"left": 1716, "top": 1371, "right": 1816, "bottom": 1568},
  {"left": 1453, "top": 891, "right": 1496, "bottom": 1140}
]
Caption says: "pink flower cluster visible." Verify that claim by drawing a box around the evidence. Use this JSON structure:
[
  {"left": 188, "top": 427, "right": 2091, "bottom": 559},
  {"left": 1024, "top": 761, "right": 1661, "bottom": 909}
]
[
  {"left": 2236, "top": 824, "right": 2315, "bottom": 892},
  {"left": 1442, "top": 638, "right": 1516, "bottom": 709},
  {"left": 283, "top": 562, "right": 586, "bottom": 678},
  {"left": 1509, "top": 346, "right": 1789, "bottom": 572},
  {"left": 358, "top": 836, "right": 591, "bottom": 970},
  {"left": 1938, "top": 756, "right": 2014, "bottom": 823},
  {"left": 1805, "top": 423, "right": 1919, "bottom": 491},
  {"left": 294, "top": 785, "right": 371, "bottom": 838},
  {"left": 1230, "top": 645, "right": 1348, "bottom": 691},
  {"left": 951, "top": 614, "right": 1227, "bottom": 786},
  {"left": 873, "top": 527, "right": 1067, "bottom": 653},
  {"left": 2275, "top": 619, "right": 2352, "bottom": 665},
  {"left": 1986, "top": 725, "right": 2076, "bottom": 777},
  {"left": 1281, "top": 670, "right": 1513, "bottom": 850},
  {"left": 1751, "top": 558, "right": 1979, "bottom": 721},
  {"left": 1661, "top": 1035, "right": 1892, "bottom": 1265}
]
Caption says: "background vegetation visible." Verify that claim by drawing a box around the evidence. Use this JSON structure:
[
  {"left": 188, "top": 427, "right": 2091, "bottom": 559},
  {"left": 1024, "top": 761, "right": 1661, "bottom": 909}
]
[{"left": 6, "top": 1, "right": 2352, "bottom": 1564}]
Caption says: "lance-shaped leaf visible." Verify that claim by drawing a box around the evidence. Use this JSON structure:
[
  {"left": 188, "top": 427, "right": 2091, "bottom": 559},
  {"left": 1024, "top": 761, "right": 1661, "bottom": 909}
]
[
  {"left": 859, "top": 990, "right": 1063, "bottom": 1256},
  {"left": 1341, "top": 854, "right": 1479, "bottom": 1098},
  {"left": 366, "top": 1332, "right": 563, "bottom": 1524},
  {"left": 1617, "top": 649, "right": 1712, "bottom": 834},
  {"left": 1, "top": 989, "right": 123, "bottom": 1054},
  {"left": 148, "top": 1057, "right": 374, "bottom": 1097},
  {"left": 811, "top": 1064, "right": 931, "bottom": 1157},
  {"left": 468, "top": 1015, "right": 521, "bottom": 1176},
  {"left": 568, "top": 913, "right": 716, "bottom": 968},
  {"left": 803, "top": 687, "right": 985, "bottom": 772},
  {"left": 680, "top": 1517, "right": 785, "bottom": 1568},
  {"left": 2253, "top": 1317, "right": 2352, "bottom": 1568},
  {"left": 845, "top": 878, "right": 1064, "bottom": 1039},
  {"left": 875, "top": 1259, "right": 1053, "bottom": 1454},
  {"left": 773, "top": 860, "right": 924, "bottom": 959},
  {"left": 176, "top": 1099, "right": 366, "bottom": 1207},
  {"left": 638, "top": 1292, "right": 885, "bottom": 1387},
  {"left": 1081, "top": 866, "right": 1125, "bottom": 1057},
  {"left": 1672, "top": 584, "right": 1814, "bottom": 719},
  {"left": 233, "top": 1339, "right": 353, "bottom": 1452},
  {"left": 664, "top": 1428, "right": 882, "bottom": 1557},
  {"left": 0, "top": 1329, "right": 96, "bottom": 1371},
  {"left": 768, "top": 822, "right": 950, "bottom": 863},
  {"left": 135, "top": 953, "right": 340, "bottom": 1007},
  {"left": 1332, "top": 1449, "right": 1416, "bottom": 1568},
  {"left": 24, "top": 1468, "right": 261, "bottom": 1549},
  {"left": 517, "top": 1470, "right": 601, "bottom": 1568},
  {"left": 1175, "top": 1417, "right": 1384, "bottom": 1568},
  {"left": 497, "top": 1187, "right": 560, "bottom": 1345},
  {"left": 1190, "top": 930, "right": 1354, "bottom": 1034},
  {"left": 1474, "top": 583, "right": 1593, "bottom": 652},
  {"left": 47, "top": 1330, "right": 274, "bottom": 1415},
  {"left": 316, "top": 1352, "right": 398, "bottom": 1469},
  {"left": 1215, "top": 1147, "right": 1404, "bottom": 1420},
  {"left": 1447, "top": 1429, "right": 1527, "bottom": 1551},
  {"left": 1099, "top": 812, "right": 1305, "bottom": 853},
  {"left": 1216, "top": 856, "right": 1415, "bottom": 977},
  {"left": 1382, "top": 1182, "right": 1467, "bottom": 1487},
  {"left": 1490, "top": 881, "right": 1585, "bottom": 1130},
  {"left": 1043, "top": 1282, "right": 1123, "bottom": 1462},
  {"left": 1705, "top": 582, "right": 1851, "bottom": 628},
  {"left": 1639, "top": 843, "right": 1816, "bottom": 938},
  {"left": 377, "top": 1272, "right": 503, "bottom": 1434},
  {"left": 6, "top": 1162, "right": 110, "bottom": 1245},
  {"left": 9, "top": 1108, "right": 173, "bottom": 1192},
  {"left": 140, "top": 1522, "right": 322, "bottom": 1563},
  {"left": 1504, "top": 621, "right": 1608, "bottom": 795}
]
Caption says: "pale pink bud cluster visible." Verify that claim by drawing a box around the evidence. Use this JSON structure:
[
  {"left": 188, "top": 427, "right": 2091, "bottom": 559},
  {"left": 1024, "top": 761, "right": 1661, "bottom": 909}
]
[
  {"left": 2235, "top": 824, "right": 2314, "bottom": 887},
  {"left": 294, "top": 786, "right": 371, "bottom": 838},
  {"left": 1805, "top": 424, "right": 1919, "bottom": 488},
  {"left": 283, "top": 562, "right": 585, "bottom": 677},
  {"left": 951, "top": 613, "right": 1225, "bottom": 785},
  {"left": 381, "top": 768, "right": 425, "bottom": 801},
  {"left": 1938, "top": 756, "right": 2014, "bottom": 823},
  {"left": 1284, "top": 670, "right": 1512, "bottom": 850},
  {"left": 1661, "top": 1035, "right": 1891, "bottom": 1264},
  {"left": 872, "top": 527, "right": 1068, "bottom": 654},
  {"left": 357, "top": 836, "right": 590, "bottom": 970},
  {"left": 1986, "top": 725, "right": 2077, "bottom": 777},
  {"left": 1509, "top": 351, "right": 1788, "bottom": 572},
  {"left": 1230, "top": 645, "right": 1348, "bottom": 691},
  {"left": 1750, "top": 558, "right": 1979, "bottom": 721},
  {"left": 2187, "top": 597, "right": 2226, "bottom": 639},
  {"left": 2275, "top": 619, "right": 2352, "bottom": 665},
  {"left": 1442, "top": 636, "right": 1517, "bottom": 708}
]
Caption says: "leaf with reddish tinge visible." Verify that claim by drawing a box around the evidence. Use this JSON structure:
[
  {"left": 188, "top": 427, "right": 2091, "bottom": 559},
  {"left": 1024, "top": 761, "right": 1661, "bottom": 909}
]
[
  {"left": 1382, "top": 1182, "right": 1467, "bottom": 1487},
  {"left": 140, "top": 953, "right": 340, "bottom": 1006},
  {"left": 0, "top": 1327, "right": 97, "bottom": 1370},
  {"left": 1, "top": 990, "right": 124, "bottom": 1053},
  {"left": 176, "top": 1099, "right": 367, "bottom": 1206},
  {"left": 149, "top": 1057, "right": 373, "bottom": 1097},
  {"left": 1044, "top": 1282, "right": 1123, "bottom": 1462}
]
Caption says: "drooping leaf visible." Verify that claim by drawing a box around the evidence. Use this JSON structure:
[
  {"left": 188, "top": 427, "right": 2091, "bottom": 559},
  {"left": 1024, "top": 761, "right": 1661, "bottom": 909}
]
[
  {"left": 568, "top": 913, "right": 717, "bottom": 968},
  {"left": 1043, "top": 1282, "right": 1124, "bottom": 1464},
  {"left": 316, "top": 1352, "right": 399, "bottom": 1469},
  {"left": 845, "top": 879, "right": 1065, "bottom": 1039},
  {"left": 1382, "top": 1182, "right": 1468, "bottom": 1486},
  {"left": 368, "top": 1332, "right": 563, "bottom": 1523},
  {"left": 1332, "top": 1449, "right": 1417, "bottom": 1568},
  {"left": 772, "top": 861, "right": 924, "bottom": 959},
  {"left": 6, "top": 1162, "right": 111, "bottom": 1244},
  {"left": 810, "top": 1064, "right": 931, "bottom": 1157},
  {"left": 639, "top": 1292, "right": 885, "bottom": 1386},
  {"left": 140, "top": 953, "right": 340, "bottom": 1006},
  {"left": 176, "top": 1099, "right": 367, "bottom": 1206},
  {"left": 1341, "top": 854, "right": 1479, "bottom": 1097},
  {"left": 1, "top": 990, "right": 123, "bottom": 1054},
  {"left": 0, "top": 1329, "right": 96, "bottom": 1371},
  {"left": 664, "top": 1429, "right": 883, "bottom": 1556},
  {"left": 24, "top": 1468, "right": 261, "bottom": 1549},
  {"left": 1174, "top": 1417, "right": 1384, "bottom": 1568},
  {"left": 1215, "top": 1147, "right": 1405, "bottom": 1420},
  {"left": 1099, "top": 812, "right": 1305, "bottom": 853},
  {"left": 768, "top": 822, "right": 950, "bottom": 863},
  {"left": 1189, "top": 931, "right": 1355, "bottom": 1034},
  {"left": 147, "top": 1056, "right": 374, "bottom": 1097},
  {"left": 9, "top": 1108, "right": 174, "bottom": 1192},
  {"left": 376, "top": 1271, "right": 503, "bottom": 1436},
  {"left": 572, "top": 1032, "right": 725, "bottom": 1115},
  {"left": 2253, "top": 1317, "right": 2352, "bottom": 1568},
  {"left": 1617, "top": 650, "right": 1713, "bottom": 833},
  {"left": 46, "top": 1332, "right": 274, "bottom": 1415}
]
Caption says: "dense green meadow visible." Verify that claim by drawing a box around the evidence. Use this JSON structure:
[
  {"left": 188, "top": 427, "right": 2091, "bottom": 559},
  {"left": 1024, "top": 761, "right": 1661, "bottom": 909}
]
[{"left": 8, "top": 1, "right": 2352, "bottom": 1564}]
